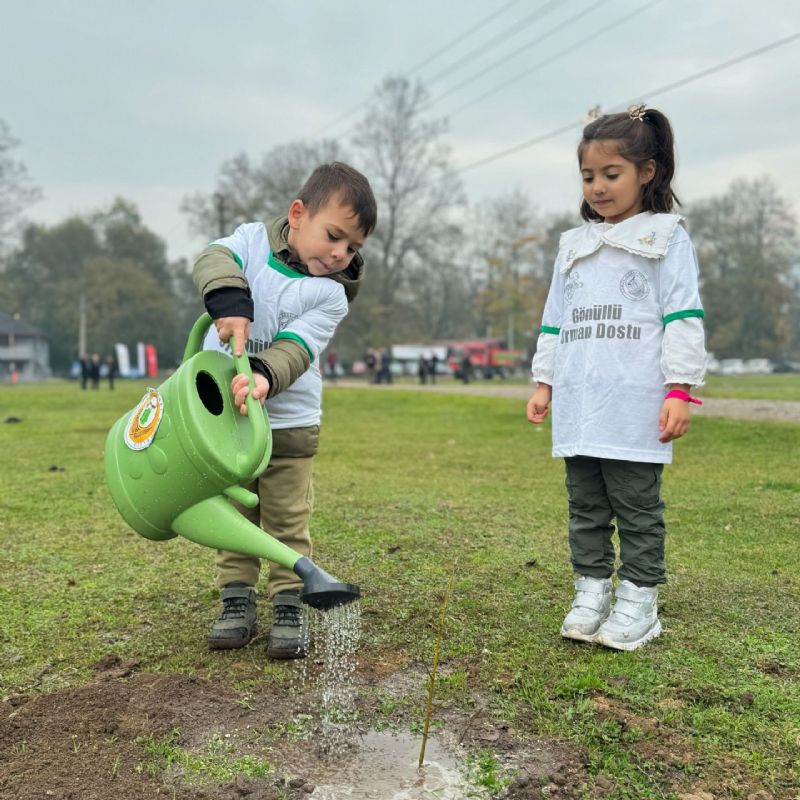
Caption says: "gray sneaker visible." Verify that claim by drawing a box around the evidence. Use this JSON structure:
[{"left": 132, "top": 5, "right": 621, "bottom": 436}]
[
  {"left": 267, "top": 590, "right": 309, "bottom": 660},
  {"left": 560, "top": 576, "right": 612, "bottom": 642},
  {"left": 595, "top": 580, "right": 662, "bottom": 651},
  {"left": 208, "top": 582, "right": 257, "bottom": 650}
]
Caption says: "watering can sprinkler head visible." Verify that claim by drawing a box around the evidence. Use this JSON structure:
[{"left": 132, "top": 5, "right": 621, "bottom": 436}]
[
  {"left": 104, "top": 313, "right": 362, "bottom": 612},
  {"left": 293, "top": 557, "right": 361, "bottom": 610}
]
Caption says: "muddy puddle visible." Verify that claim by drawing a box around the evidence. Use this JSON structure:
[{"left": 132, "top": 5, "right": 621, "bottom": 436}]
[{"left": 308, "top": 729, "right": 477, "bottom": 799}]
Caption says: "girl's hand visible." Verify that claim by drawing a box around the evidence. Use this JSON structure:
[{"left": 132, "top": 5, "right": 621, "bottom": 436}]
[
  {"left": 231, "top": 371, "right": 269, "bottom": 415},
  {"left": 658, "top": 398, "right": 691, "bottom": 442},
  {"left": 214, "top": 316, "right": 251, "bottom": 356},
  {"left": 527, "top": 384, "right": 552, "bottom": 424}
]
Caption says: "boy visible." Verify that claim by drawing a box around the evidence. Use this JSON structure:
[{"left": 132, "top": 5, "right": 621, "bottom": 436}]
[{"left": 194, "top": 162, "right": 377, "bottom": 658}]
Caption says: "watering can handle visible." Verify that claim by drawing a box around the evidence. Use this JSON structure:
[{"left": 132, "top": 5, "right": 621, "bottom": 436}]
[{"left": 183, "top": 313, "right": 269, "bottom": 476}]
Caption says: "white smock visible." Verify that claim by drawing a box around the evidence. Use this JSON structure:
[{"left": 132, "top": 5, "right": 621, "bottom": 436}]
[
  {"left": 531, "top": 212, "right": 706, "bottom": 464},
  {"left": 202, "top": 222, "right": 348, "bottom": 429}
]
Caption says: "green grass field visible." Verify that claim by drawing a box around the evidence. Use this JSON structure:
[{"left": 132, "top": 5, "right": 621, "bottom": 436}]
[
  {"left": 375, "top": 371, "right": 800, "bottom": 402},
  {"left": 1, "top": 380, "right": 798, "bottom": 798}
]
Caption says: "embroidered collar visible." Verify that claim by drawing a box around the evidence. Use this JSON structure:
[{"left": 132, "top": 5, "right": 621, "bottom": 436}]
[{"left": 558, "top": 212, "right": 683, "bottom": 273}]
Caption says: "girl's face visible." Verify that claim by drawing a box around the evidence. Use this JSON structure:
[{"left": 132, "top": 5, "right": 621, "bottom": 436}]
[{"left": 580, "top": 140, "right": 655, "bottom": 223}]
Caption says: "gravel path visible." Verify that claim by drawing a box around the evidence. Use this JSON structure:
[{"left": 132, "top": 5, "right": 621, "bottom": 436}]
[{"left": 328, "top": 381, "right": 800, "bottom": 423}]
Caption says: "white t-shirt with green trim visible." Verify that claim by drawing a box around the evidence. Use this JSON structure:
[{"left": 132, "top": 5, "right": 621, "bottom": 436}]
[
  {"left": 202, "top": 222, "right": 348, "bottom": 429},
  {"left": 530, "top": 212, "right": 706, "bottom": 464}
]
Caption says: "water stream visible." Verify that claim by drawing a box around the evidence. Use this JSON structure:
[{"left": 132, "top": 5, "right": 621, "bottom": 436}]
[{"left": 290, "top": 602, "right": 485, "bottom": 798}]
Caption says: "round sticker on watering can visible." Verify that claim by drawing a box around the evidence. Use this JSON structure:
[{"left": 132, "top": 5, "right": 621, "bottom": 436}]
[{"left": 124, "top": 388, "right": 164, "bottom": 450}]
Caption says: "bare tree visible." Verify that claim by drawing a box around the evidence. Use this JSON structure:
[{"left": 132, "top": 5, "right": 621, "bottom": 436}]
[
  {"left": 181, "top": 139, "right": 344, "bottom": 240},
  {"left": 0, "top": 119, "right": 41, "bottom": 256},
  {"left": 350, "top": 76, "right": 465, "bottom": 344},
  {"left": 688, "top": 177, "right": 797, "bottom": 359},
  {"left": 469, "top": 190, "right": 556, "bottom": 352}
]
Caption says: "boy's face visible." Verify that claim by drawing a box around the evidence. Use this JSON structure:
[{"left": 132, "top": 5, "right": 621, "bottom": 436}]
[{"left": 287, "top": 193, "right": 365, "bottom": 276}]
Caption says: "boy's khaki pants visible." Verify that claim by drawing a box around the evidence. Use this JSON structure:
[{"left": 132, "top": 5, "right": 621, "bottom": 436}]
[{"left": 215, "top": 453, "right": 314, "bottom": 599}]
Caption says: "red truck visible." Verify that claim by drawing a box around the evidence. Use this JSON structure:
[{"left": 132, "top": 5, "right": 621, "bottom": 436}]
[{"left": 446, "top": 338, "right": 523, "bottom": 379}]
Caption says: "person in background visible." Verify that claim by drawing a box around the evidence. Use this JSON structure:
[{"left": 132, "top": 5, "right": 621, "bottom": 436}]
[
  {"left": 106, "top": 353, "right": 118, "bottom": 390},
  {"left": 80, "top": 354, "right": 90, "bottom": 390},
  {"left": 89, "top": 354, "right": 101, "bottom": 390},
  {"left": 365, "top": 349, "right": 377, "bottom": 383},
  {"left": 325, "top": 348, "right": 338, "bottom": 382}
]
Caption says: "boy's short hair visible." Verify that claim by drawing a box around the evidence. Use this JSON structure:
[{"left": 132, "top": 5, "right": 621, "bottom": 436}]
[{"left": 296, "top": 162, "right": 377, "bottom": 237}]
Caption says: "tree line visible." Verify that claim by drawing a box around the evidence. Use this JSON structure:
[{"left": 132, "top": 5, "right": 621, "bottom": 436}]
[{"left": 1, "top": 78, "right": 798, "bottom": 373}]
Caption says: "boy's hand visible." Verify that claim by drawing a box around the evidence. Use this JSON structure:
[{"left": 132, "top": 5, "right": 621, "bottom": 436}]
[
  {"left": 658, "top": 398, "right": 691, "bottom": 442},
  {"left": 214, "top": 316, "right": 250, "bottom": 356},
  {"left": 527, "top": 384, "right": 552, "bottom": 424},
  {"left": 231, "top": 372, "right": 269, "bottom": 416}
]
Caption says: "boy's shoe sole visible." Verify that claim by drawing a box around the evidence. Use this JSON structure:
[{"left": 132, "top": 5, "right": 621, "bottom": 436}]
[
  {"left": 266, "top": 639, "right": 309, "bottom": 659},
  {"left": 596, "top": 618, "right": 662, "bottom": 651},
  {"left": 208, "top": 625, "right": 257, "bottom": 650}
]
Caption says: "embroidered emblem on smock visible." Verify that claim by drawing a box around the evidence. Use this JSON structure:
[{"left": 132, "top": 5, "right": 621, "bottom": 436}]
[
  {"left": 564, "top": 271, "right": 583, "bottom": 305},
  {"left": 619, "top": 270, "right": 650, "bottom": 301},
  {"left": 278, "top": 311, "right": 299, "bottom": 329}
]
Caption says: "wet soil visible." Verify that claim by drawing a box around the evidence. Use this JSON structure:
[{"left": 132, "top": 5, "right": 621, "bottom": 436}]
[{"left": 1, "top": 655, "right": 589, "bottom": 800}]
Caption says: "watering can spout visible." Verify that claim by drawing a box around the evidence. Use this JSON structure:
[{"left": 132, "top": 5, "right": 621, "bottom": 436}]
[{"left": 171, "top": 498, "right": 360, "bottom": 611}]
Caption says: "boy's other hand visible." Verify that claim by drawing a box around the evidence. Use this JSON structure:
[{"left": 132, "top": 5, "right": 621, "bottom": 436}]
[
  {"left": 658, "top": 398, "right": 691, "bottom": 442},
  {"left": 214, "top": 316, "right": 250, "bottom": 356},
  {"left": 231, "top": 372, "right": 269, "bottom": 416},
  {"left": 527, "top": 384, "right": 552, "bottom": 424}
]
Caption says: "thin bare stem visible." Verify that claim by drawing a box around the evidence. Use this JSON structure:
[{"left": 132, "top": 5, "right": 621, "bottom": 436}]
[{"left": 418, "top": 563, "right": 457, "bottom": 769}]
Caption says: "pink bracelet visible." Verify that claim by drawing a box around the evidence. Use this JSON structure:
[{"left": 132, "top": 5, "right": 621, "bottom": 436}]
[{"left": 665, "top": 389, "right": 703, "bottom": 405}]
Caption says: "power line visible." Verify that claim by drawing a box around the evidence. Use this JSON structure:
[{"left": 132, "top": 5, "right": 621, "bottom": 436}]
[
  {"left": 427, "top": 0, "right": 608, "bottom": 107},
  {"left": 311, "top": 0, "right": 527, "bottom": 137},
  {"left": 443, "top": 0, "right": 662, "bottom": 118},
  {"left": 408, "top": 0, "right": 525, "bottom": 75},
  {"left": 424, "top": 0, "right": 566, "bottom": 85},
  {"left": 456, "top": 31, "right": 800, "bottom": 175}
]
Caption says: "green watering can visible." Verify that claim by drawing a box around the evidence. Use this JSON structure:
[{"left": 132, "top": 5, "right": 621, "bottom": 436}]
[{"left": 104, "top": 313, "right": 360, "bottom": 610}]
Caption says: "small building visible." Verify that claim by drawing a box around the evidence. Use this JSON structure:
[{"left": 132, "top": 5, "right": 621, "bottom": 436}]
[{"left": 0, "top": 311, "right": 51, "bottom": 382}]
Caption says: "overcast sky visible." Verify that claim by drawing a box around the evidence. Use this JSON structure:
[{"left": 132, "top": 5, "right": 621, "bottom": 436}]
[{"left": 3, "top": 0, "right": 798, "bottom": 262}]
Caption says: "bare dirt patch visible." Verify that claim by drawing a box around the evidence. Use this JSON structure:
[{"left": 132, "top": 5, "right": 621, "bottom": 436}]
[{"left": 1, "top": 655, "right": 589, "bottom": 800}]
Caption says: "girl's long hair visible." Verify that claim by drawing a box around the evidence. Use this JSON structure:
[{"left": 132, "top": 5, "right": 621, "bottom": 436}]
[{"left": 578, "top": 108, "right": 680, "bottom": 222}]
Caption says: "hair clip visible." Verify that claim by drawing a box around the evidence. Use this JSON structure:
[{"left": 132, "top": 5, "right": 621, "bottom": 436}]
[
  {"left": 628, "top": 103, "right": 647, "bottom": 122},
  {"left": 584, "top": 105, "right": 602, "bottom": 123}
]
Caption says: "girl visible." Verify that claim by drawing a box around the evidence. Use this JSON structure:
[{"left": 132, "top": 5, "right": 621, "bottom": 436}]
[{"left": 527, "top": 105, "right": 706, "bottom": 651}]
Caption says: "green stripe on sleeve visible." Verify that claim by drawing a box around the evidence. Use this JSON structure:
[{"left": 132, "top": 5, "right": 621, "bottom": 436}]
[
  {"left": 663, "top": 309, "right": 705, "bottom": 326},
  {"left": 205, "top": 244, "right": 244, "bottom": 271},
  {"left": 274, "top": 331, "right": 313, "bottom": 361},
  {"left": 540, "top": 325, "right": 560, "bottom": 335},
  {"left": 229, "top": 249, "right": 243, "bottom": 270}
]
